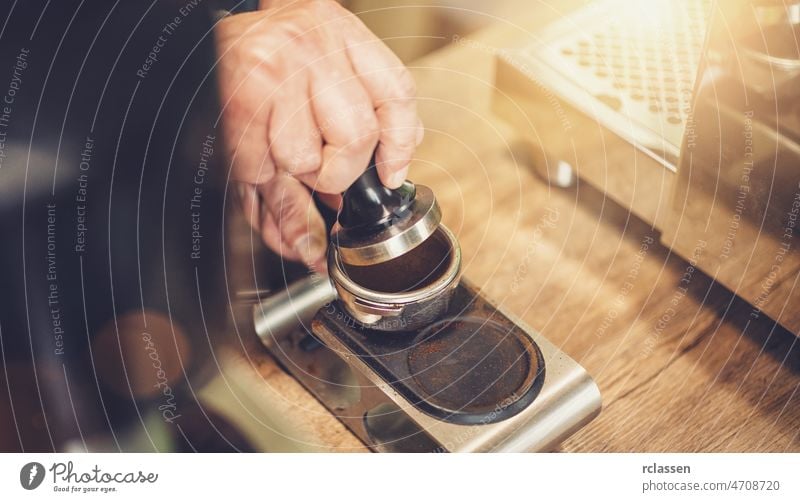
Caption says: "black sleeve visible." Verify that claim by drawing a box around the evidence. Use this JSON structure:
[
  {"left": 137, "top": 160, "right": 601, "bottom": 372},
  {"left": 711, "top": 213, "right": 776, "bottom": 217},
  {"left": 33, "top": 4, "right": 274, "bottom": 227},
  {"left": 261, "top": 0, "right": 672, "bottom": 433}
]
[{"left": 0, "top": 0, "right": 236, "bottom": 450}]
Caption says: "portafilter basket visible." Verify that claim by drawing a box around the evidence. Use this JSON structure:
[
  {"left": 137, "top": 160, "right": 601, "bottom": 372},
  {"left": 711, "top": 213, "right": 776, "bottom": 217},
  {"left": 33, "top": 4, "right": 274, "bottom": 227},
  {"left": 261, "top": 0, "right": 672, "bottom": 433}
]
[
  {"left": 329, "top": 223, "right": 461, "bottom": 331},
  {"left": 252, "top": 223, "right": 461, "bottom": 340}
]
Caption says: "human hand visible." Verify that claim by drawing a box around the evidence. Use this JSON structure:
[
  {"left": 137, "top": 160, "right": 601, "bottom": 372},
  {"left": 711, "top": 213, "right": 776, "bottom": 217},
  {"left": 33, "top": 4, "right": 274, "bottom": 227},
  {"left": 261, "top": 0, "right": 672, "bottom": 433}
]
[{"left": 215, "top": 0, "right": 423, "bottom": 269}]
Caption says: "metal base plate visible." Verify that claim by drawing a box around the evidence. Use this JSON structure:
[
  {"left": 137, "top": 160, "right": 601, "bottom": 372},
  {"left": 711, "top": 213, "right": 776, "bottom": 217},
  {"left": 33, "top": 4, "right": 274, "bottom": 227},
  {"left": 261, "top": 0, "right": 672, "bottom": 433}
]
[{"left": 263, "top": 279, "right": 601, "bottom": 452}]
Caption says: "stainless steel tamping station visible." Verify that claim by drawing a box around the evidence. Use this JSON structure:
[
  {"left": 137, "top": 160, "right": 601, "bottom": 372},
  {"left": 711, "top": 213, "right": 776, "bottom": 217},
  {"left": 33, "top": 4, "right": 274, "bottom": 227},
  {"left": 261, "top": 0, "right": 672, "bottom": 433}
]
[{"left": 252, "top": 160, "right": 602, "bottom": 452}]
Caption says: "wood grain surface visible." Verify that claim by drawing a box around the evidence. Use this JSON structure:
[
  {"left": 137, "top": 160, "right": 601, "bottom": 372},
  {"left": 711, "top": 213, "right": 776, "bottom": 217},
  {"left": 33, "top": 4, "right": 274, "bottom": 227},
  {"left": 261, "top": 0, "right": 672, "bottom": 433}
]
[{"left": 232, "top": 4, "right": 800, "bottom": 452}]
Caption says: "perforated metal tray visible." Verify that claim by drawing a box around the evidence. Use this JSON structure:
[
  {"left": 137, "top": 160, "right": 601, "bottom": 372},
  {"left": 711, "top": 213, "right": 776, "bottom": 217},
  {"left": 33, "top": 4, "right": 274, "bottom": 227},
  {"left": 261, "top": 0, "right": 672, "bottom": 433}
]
[{"left": 504, "top": 0, "right": 710, "bottom": 165}]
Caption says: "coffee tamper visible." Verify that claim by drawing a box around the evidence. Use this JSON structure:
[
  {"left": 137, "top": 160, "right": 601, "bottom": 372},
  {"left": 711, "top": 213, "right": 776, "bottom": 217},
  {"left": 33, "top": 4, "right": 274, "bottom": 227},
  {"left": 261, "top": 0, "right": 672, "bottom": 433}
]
[
  {"left": 254, "top": 159, "right": 461, "bottom": 337},
  {"left": 332, "top": 158, "right": 441, "bottom": 266}
]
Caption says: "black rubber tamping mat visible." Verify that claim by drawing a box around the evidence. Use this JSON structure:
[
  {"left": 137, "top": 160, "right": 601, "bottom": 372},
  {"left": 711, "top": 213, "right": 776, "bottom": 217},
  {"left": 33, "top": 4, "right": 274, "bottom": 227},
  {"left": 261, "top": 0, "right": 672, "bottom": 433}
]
[{"left": 314, "top": 282, "right": 545, "bottom": 425}]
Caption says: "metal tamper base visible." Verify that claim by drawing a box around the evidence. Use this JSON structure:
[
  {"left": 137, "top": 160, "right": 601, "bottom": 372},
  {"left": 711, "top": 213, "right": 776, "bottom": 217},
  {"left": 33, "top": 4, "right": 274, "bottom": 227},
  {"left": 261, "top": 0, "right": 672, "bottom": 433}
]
[{"left": 261, "top": 279, "right": 602, "bottom": 452}]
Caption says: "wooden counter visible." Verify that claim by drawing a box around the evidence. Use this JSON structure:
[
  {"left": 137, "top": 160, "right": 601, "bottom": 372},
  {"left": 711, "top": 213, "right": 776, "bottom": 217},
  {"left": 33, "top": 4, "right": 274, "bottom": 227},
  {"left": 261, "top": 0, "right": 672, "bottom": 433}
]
[{"left": 222, "top": 5, "right": 800, "bottom": 452}]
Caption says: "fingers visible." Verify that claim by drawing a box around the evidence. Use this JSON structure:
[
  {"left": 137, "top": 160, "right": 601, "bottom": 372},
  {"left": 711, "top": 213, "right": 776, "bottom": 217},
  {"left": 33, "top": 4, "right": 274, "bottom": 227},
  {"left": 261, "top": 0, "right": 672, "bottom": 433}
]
[
  {"left": 268, "top": 86, "right": 324, "bottom": 177},
  {"left": 237, "top": 182, "right": 261, "bottom": 231},
  {"left": 304, "top": 54, "right": 380, "bottom": 194},
  {"left": 225, "top": 102, "right": 277, "bottom": 186},
  {"left": 257, "top": 175, "right": 328, "bottom": 268},
  {"left": 371, "top": 101, "right": 421, "bottom": 188},
  {"left": 215, "top": 15, "right": 277, "bottom": 185},
  {"left": 220, "top": 1, "right": 421, "bottom": 198},
  {"left": 342, "top": 16, "right": 422, "bottom": 188}
]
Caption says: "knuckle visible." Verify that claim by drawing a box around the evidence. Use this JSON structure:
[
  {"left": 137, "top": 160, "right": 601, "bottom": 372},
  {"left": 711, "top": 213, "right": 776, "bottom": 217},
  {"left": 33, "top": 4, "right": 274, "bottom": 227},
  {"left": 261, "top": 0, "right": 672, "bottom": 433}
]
[
  {"left": 270, "top": 130, "right": 322, "bottom": 174},
  {"left": 270, "top": 187, "right": 306, "bottom": 224},
  {"left": 344, "top": 121, "right": 380, "bottom": 152},
  {"left": 234, "top": 160, "right": 274, "bottom": 185},
  {"left": 290, "top": 150, "right": 322, "bottom": 174},
  {"left": 386, "top": 131, "right": 417, "bottom": 152},
  {"left": 293, "top": 32, "right": 324, "bottom": 59},
  {"left": 280, "top": 200, "right": 305, "bottom": 223},
  {"left": 271, "top": 15, "right": 325, "bottom": 53},
  {"left": 267, "top": 142, "right": 292, "bottom": 167},
  {"left": 312, "top": 0, "right": 344, "bottom": 17},
  {"left": 276, "top": 28, "right": 317, "bottom": 60},
  {"left": 252, "top": 169, "right": 275, "bottom": 186},
  {"left": 392, "top": 70, "right": 417, "bottom": 99}
]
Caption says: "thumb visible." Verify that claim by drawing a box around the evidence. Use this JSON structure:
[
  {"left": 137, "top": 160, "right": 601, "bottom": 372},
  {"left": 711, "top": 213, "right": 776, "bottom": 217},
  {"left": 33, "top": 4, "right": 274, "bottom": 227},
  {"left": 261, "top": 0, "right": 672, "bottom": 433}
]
[{"left": 257, "top": 175, "right": 328, "bottom": 268}]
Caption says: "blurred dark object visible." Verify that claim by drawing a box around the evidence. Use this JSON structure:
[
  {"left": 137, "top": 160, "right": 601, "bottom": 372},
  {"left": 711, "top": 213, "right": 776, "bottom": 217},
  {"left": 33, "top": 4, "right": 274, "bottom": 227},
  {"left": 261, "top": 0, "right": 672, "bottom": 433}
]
[{"left": 0, "top": 0, "right": 234, "bottom": 451}]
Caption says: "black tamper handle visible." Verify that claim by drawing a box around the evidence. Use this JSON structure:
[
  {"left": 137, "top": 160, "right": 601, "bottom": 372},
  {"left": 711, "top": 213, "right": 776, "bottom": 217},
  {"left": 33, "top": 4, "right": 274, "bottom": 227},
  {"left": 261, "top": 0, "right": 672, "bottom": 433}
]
[{"left": 337, "top": 155, "right": 416, "bottom": 237}]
